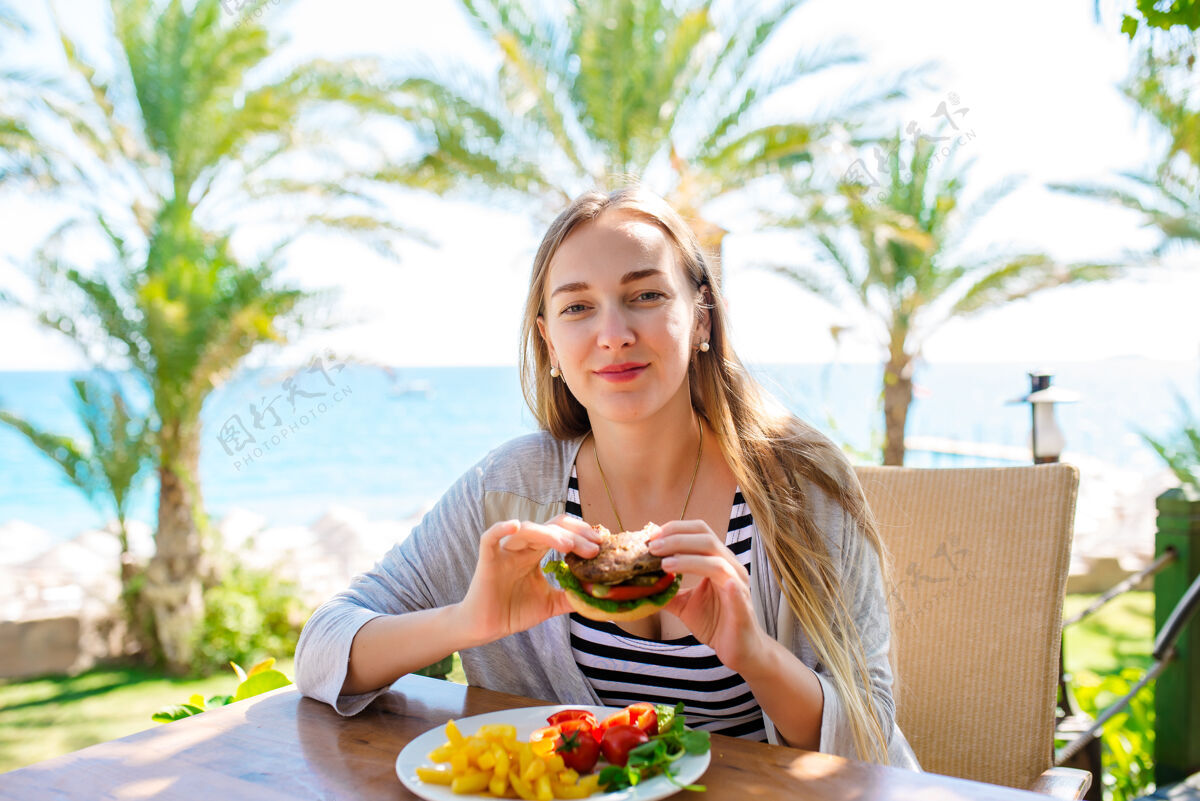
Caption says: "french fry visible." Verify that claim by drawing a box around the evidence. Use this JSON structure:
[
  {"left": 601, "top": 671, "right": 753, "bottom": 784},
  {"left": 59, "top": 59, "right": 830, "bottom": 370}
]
[
  {"left": 520, "top": 754, "right": 545, "bottom": 783},
  {"left": 418, "top": 718, "right": 609, "bottom": 799},
  {"left": 551, "top": 783, "right": 589, "bottom": 800},
  {"left": 445, "top": 720, "right": 466, "bottom": 749},
  {"left": 577, "top": 774, "right": 601, "bottom": 794},
  {"left": 450, "top": 769, "right": 490, "bottom": 794},
  {"left": 479, "top": 724, "right": 518, "bottom": 742},
  {"left": 465, "top": 736, "right": 490, "bottom": 760},
  {"left": 428, "top": 743, "right": 455, "bottom": 763},
  {"left": 492, "top": 744, "right": 510, "bottom": 778},
  {"left": 508, "top": 773, "right": 536, "bottom": 801},
  {"left": 534, "top": 773, "right": 553, "bottom": 801},
  {"left": 416, "top": 766, "right": 453, "bottom": 785},
  {"left": 516, "top": 743, "right": 534, "bottom": 777}
]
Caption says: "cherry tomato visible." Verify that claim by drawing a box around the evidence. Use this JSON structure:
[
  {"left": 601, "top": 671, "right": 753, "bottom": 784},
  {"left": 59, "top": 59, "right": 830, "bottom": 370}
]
[
  {"left": 581, "top": 572, "right": 676, "bottom": 601},
  {"left": 547, "top": 709, "right": 599, "bottom": 730},
  {"left": 601, "top": 709, "right": 630, "bottom": 731},
  {"left": 625, "top": 702, "right": 658, "bottom": 736},
  {"left": 530, "top": 725, "right": 561, "bottom": 743},
  {"left": 557, "top": 718, "right": 601, "bottom": 744},
  {"left": 555, "top": 729, "right": 600, "bottom": 773},
  {"left": 600, "top": 724, "right": 649, "bottom": 767}
]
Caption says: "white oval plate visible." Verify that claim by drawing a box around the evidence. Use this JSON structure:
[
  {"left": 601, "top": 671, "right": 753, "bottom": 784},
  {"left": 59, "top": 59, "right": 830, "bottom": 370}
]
[{"left": 395, "top": 704, "right": 711, "bottom": 801}]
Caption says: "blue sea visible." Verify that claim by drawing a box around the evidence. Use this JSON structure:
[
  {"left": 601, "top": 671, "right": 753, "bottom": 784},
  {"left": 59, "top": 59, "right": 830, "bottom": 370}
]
[{"left": 0, "top": 360, "right": 1195, "bottom": 541}]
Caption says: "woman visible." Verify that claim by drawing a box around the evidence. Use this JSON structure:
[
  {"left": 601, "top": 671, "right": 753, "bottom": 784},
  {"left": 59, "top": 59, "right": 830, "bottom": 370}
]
[{"left": 294, "top": 186, "right": 921, "bottom": 768}]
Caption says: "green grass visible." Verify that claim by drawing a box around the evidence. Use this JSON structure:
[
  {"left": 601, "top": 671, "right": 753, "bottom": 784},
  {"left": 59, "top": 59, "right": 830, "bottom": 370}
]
[
  {"left": 1062, "top": 591, "right": 1155, "bottom": 677},
  {"left": 0, "top": 659, "right": 293, "bottom": 774},
  {"left": 0, "top": 593, "right": 1156, "bottom": 775}
]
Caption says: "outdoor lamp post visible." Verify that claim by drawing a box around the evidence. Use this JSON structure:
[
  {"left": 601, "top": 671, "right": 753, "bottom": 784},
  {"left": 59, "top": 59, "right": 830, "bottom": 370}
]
[
  {"left": 1007, "top": 371, "right": 1080, "bottom": 464},
  {"left": 1010, "top": 371, "right": 1096, "bottom": 792}
]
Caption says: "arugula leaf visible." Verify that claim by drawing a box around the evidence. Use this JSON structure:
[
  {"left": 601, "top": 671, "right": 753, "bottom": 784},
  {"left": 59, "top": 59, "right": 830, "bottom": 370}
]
[
  {"left": 597, "top": 764, "right": 638, "bottom": 790},
  {"left": 679, "top": 728, "right": 711, "bottom": 755}
]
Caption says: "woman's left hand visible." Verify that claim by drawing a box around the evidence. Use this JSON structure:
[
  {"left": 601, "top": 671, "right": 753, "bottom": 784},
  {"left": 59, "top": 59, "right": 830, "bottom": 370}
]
[{"left": 648, "top": 520, "right": 769, "bottom": 674}]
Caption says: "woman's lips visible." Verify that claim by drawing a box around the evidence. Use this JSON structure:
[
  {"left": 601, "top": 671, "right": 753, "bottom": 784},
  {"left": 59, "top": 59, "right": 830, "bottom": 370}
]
[{"left": 594, "top": 364, "right": 647, "bottom": 382}]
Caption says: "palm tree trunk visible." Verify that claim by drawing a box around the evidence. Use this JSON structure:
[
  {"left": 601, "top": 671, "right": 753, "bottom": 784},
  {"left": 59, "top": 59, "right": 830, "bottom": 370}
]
[
  {"left": 144, "top": 423, "right": 206, "bottom": 673},
  {"left": 882, "top": 355, "right": 914, "bottom": 466},
  {"left": 116, "top": 514, "right": 155, "bottom": 660}
]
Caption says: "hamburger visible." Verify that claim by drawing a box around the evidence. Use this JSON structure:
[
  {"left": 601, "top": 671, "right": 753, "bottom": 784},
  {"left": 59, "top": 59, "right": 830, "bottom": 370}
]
[{"left": 543, "top": 523, "right": 681, "bottom": 622}]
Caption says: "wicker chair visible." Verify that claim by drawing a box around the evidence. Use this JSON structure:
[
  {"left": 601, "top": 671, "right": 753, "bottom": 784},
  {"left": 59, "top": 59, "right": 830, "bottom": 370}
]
[{"left": 855, "top": 464, "right": 1091, "bottom": 799}]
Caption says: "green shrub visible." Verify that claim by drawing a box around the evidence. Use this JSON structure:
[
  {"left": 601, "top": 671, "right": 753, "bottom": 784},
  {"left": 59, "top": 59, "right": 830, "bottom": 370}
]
[
  {"left": 190, "top": 561, "right": 306, "bottom": 675},
  {"left": 1057, "top": 668, "right": 1156, "bottom": 801},
  {"left": 153, "top": 658, "right": 292, "bottom": 723},
  {"left": 1142, "top": 385, "right": 1200, "bottom": 494}
]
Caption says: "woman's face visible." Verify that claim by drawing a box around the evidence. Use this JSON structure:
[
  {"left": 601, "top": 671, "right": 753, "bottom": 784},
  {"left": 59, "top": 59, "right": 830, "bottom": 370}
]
[{"left": 537, "top": 209, "right": 707, "bottom": 425}]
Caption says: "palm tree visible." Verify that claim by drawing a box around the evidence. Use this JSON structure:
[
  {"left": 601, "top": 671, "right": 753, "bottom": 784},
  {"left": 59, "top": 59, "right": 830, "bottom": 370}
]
[
  {"left": 1, "top": 0, "right": 417, "bottom": 671},
  {"left": 391, "top": 0, "right": 927, "bottom": 265},
  {"left": 1058, "top": 29, "right": 1200, "bottom": 493},
  {"left": 1049, "top": 35, "right": 1199, "bottom": 255},
  {"left": 0, "top": 377, "right": 155, "bottom": 649},
  {"left": 765, "top": 129, "right": 1123, "bottom": 465},
  {"left": 0, "top": 6, "right": 50, "bottom": 189}
]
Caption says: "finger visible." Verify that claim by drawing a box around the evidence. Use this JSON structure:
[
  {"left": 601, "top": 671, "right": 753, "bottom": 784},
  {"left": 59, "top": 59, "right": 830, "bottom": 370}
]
[
  {"left": 510, "top": 520, "right": 601, "bottom": 556},
  {"left": 661, "top": 554, "right": 749, "bottom": 586},
  {"left": 721, "top": 575, "right": 756, "bottom": 620},
  {"left": 548, "top": 514, "right": 604, "bottom": 542},
  {"left": 662, "top": 588, "right": 691, "bottom": 617},
  {"left": 480, "top": 520, "right": 521, "bottom": 551},
  {"left": 651, "top": 533, "right": 743, "bottom": 576},
  {"left": 545, "top": 586, "right": 573, "bottom": 617},
  {"left": 648, "top": 532, "right": 724, "bottom": 557},
  {"left": 497, "top": 521, "right": 575, "bottom": 553},
  {"left": 652, "top": 519, "right": 716, "bottom": 539},
  {"left": 538, "top": 520, "right": 601, "bottom": 557},
  {"left": 562, "top": 532, "right": 600, "bottom": 557}
]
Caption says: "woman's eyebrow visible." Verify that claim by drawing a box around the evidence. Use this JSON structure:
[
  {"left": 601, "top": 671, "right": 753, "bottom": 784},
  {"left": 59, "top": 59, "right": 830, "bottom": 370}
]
[{"left": 550, "top": 268, "right": 666, "bottom": 298}]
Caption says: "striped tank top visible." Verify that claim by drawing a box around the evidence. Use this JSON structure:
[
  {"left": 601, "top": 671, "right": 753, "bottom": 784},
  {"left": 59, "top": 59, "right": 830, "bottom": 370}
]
[{"left": 565, "top": 466, "right": 767, "bottom": 741}]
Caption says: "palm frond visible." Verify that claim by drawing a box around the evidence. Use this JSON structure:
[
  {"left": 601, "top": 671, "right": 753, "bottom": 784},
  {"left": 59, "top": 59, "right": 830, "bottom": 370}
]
[
  {"left": 0, "top": 410, "right": 95, "bottom": 497},
  {"left": 765, "top": 263, "right": 847, "bottom": 308},
  {"left": 949, "top": 254, "right": 1124, "bottom": 318},
  {"left": 940, "top": 173, "right": 1026, "bottom": 255}
]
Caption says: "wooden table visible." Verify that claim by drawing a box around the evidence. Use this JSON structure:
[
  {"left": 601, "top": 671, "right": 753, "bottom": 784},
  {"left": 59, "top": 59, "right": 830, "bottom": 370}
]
[{"left": 0, "top": 674, "right": 1049, "bottom": 800}]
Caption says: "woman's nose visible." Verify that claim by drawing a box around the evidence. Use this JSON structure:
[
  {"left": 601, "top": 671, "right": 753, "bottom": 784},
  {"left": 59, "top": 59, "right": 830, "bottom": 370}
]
[{"left": 595, "top": 306, "right": 635, "bottom": 350}]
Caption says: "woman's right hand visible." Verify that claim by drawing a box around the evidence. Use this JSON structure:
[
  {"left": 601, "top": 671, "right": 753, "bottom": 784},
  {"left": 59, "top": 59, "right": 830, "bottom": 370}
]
[{"left": 457, "top": 514, "right": 600, "bottom": 645}]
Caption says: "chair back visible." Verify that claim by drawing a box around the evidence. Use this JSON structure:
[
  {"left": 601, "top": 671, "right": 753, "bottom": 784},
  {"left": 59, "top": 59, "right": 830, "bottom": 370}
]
[{"left": 854, "top": 464, "right": 1078, "bottom": 789}]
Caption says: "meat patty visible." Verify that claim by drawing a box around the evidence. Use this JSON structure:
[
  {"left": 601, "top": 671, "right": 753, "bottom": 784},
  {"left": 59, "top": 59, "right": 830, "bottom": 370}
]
[{"left": 565, "top": 523, "right": 664, "bottom": 584}]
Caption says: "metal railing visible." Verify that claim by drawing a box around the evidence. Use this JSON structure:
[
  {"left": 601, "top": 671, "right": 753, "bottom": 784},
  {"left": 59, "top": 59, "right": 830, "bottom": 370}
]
[{"left": 1055, "top": 548, "right": 1200, "bottom": 776}]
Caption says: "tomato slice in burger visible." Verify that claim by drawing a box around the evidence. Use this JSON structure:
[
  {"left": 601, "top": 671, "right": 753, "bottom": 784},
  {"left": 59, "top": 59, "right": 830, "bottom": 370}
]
[{"left": 580, "top": 572, "right": 676, "bottom": 602}]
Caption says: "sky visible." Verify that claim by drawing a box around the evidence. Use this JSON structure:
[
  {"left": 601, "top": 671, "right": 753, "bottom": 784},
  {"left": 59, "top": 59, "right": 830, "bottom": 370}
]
[{"left": 0, "top": 0, "right": 1197, "bottom": 370}]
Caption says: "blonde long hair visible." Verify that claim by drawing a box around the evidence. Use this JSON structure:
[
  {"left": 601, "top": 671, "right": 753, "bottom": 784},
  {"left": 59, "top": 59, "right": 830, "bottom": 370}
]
[{"left": 519, "top": 186, "right": 894, "bottom": 764}]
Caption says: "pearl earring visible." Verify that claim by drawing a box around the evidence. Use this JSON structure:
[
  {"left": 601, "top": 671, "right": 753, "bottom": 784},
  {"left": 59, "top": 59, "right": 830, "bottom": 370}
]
[
  {"left": 550, "top": 365, "right": 560, "bottom": 378},
  {"left": 698, "top": 341, "right": 710, "bottom": 352}
]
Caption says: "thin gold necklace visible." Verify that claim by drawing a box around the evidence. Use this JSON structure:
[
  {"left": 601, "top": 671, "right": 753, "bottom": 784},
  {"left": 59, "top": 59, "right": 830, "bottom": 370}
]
[{"left": 591, "top": 416, "right": 703, "bottom": 532}]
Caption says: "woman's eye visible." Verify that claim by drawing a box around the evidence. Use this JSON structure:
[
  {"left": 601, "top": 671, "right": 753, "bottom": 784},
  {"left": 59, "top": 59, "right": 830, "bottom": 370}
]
[
  {"left": 562, "top": 303, "right": 588, "bottom": 314},
  {"left": 636, "top": 291, "right": 665, "bottom": 301}
]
